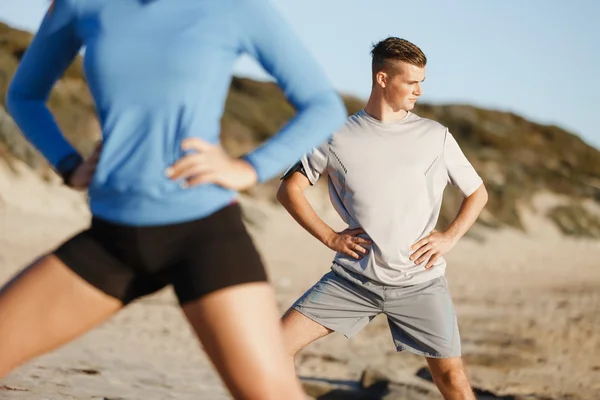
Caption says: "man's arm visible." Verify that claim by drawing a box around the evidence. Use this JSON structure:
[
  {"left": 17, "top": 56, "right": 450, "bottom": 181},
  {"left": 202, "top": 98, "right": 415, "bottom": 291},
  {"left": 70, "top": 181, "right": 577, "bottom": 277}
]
[
  {"left": 443, "top": 183, "right": 488, "bottom": 244},
  {"left": 410, "top": 183, "right": 488, "bottom": 269},
  {"left": 277, "top": 172, "right": 371, "bottom": 259}
]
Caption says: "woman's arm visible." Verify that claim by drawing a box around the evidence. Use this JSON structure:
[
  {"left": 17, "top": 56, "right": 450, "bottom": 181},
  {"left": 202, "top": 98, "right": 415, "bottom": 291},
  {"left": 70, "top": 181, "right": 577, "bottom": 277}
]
[
  {"left": 236, "top": 0, "right": 347, "bottom": 183},
  {"left": 6, "top": 0, "right": 84, "bottom": 177}
]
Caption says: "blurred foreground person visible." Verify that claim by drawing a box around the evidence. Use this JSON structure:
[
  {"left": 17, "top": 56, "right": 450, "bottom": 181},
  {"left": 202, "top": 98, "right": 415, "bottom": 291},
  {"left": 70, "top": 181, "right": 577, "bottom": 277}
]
[{"left": 0, "top": 0, "right": 347, "bottom": 398}]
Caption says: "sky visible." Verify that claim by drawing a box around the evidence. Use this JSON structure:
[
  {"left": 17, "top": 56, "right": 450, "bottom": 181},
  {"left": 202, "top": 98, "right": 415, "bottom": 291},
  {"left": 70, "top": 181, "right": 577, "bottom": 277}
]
[{"left": 1, "top": 0, "right": 598, "bottom": 149}]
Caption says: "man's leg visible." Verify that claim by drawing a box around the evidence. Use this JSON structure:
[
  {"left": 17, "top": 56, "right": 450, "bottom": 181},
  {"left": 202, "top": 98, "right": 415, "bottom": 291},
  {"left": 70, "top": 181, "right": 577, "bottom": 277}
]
[
  {"left": 426, "top": 357, "right": 475, "bottom": 400},
  {"left": 282, "top": 269, "right": 381, "bottom": 371},
  {"left": 281, "top": 308, "right": 332, "bottom": 373},
  {"left": 384, "top": 276, "right": 469, "bottom": 398}
]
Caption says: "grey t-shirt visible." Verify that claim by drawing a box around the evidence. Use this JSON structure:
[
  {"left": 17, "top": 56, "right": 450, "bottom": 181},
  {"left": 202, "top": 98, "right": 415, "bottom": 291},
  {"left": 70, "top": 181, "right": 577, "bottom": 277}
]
[{"left": 297, "top": 110, "right": 483, "bottom": 286}]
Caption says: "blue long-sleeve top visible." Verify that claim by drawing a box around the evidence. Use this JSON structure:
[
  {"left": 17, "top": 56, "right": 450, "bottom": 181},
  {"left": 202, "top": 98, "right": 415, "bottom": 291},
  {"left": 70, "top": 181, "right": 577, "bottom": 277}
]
[{"left": 6, "top": 0, "right": 347, "bottom": 226}]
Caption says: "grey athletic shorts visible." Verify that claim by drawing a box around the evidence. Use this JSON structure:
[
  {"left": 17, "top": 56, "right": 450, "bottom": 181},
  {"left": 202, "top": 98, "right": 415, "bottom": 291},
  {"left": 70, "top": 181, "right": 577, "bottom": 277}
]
[{"left": 293, "top": 264, "right": 461, "bottom": 358}]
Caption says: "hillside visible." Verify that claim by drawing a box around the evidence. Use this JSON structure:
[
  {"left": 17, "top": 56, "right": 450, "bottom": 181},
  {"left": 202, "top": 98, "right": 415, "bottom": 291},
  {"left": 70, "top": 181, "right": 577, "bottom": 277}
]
[{"left": 1, "top": 21, "right": 599, "bottom": 237}]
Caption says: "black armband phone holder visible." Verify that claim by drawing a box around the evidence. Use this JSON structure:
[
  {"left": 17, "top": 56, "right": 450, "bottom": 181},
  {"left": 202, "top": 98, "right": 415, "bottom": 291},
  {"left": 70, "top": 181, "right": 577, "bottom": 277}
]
[{"left": 280, "top": 161, "right": 311, "bottom": 184}]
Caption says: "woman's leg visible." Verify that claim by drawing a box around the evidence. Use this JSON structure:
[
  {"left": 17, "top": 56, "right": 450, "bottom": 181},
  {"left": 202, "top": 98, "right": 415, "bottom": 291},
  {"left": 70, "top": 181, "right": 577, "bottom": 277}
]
[
  {"left": 0, "top": 254, "right": 122, "bottom": 378},
  {"left": 181, "top": 282, "right": 306, "bottom": 400}
]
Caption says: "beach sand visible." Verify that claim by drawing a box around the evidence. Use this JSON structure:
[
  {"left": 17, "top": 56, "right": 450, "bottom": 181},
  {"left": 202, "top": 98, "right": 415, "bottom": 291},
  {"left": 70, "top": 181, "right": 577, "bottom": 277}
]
[{"left": 1, "top": 159, "right": 598, "bottom": 399}]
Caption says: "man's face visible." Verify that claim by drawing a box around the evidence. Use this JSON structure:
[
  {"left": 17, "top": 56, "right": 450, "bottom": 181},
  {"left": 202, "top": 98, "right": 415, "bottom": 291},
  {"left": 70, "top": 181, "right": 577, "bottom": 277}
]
[{"left": 379, "top": 61, "right": 426, "bottom": 111}]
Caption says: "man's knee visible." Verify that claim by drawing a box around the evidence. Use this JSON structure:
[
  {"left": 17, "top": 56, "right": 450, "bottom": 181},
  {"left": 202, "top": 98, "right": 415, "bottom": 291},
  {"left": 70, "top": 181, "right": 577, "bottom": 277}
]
[
  {"left": 431, "top": 364, "right": 473, "bottom": 397},
  {"left": 438, "top": 367, "right": 470, "bottom": 389},
  {"left": 285, "top": 341, "right": 304, "bottom": 358},
  {"left": 428, "top": 357, "right": 472, "bottom": 391}
]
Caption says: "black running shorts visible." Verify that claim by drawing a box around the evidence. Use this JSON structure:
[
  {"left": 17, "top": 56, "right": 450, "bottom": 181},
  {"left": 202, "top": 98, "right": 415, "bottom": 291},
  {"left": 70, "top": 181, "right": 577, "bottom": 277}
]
[{"left": 54, "top": 203, "right": 267, "bottom": 305}]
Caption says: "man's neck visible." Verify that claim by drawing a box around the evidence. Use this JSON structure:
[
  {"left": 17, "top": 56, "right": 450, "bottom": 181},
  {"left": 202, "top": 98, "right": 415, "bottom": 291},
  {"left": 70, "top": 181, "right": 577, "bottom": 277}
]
[{"left": 364, "top": 93, "right": 408, "bottom": 123}]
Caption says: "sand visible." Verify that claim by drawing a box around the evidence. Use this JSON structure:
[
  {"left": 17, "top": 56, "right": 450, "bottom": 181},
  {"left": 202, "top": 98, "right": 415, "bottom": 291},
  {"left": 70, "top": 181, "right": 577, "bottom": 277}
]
[{"left": 1, "top": 159, "right": 599, "bottom": 399}]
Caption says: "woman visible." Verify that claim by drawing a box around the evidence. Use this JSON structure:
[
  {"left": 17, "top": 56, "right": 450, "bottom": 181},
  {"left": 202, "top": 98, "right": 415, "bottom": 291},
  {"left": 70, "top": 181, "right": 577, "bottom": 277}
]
[{"left": 1, "top": 0, "right": 347, "bottom": 398}]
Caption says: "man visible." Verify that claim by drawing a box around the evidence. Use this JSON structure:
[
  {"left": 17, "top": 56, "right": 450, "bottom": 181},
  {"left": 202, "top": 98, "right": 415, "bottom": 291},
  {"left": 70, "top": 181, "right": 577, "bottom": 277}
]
[{"left": 277, "top": 37, "right": 488, "bottom": 400}]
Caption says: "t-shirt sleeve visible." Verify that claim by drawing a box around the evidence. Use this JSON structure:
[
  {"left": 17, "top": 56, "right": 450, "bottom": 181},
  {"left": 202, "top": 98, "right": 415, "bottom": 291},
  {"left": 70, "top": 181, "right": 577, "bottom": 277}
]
[
  {"left": 443, "top": 129, "right": 483, "bottom": 197},
  {"left": 281, "top": 141, "right": 328, "bottom": 185}
]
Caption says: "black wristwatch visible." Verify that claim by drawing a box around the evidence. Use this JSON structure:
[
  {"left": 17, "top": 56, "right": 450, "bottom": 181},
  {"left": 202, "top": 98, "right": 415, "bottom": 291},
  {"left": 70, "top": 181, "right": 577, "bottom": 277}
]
[{"left": 56, "top": 152, "right": 84, "bottom": 187}]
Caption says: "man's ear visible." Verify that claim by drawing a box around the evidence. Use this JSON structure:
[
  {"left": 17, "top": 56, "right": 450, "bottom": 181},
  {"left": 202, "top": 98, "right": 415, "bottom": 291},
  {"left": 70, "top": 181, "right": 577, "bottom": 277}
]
[{"left": 376, "top": 71, "right": 388, "bottom": 88}]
